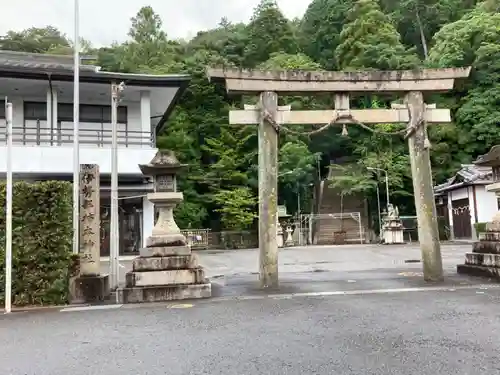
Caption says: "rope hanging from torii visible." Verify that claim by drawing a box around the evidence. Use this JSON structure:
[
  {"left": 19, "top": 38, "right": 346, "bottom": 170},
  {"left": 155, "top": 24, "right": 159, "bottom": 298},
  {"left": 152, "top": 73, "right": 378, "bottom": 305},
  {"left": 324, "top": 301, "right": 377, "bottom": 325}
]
[{"left": 259, "top": 106, "right": 429, "bottom": 147}]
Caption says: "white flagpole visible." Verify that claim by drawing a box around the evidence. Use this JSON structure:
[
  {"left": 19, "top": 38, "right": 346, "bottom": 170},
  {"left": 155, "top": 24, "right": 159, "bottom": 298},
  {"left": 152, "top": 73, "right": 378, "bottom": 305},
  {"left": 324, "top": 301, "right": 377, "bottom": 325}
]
[
  {"left": 72, "top": 0, "right": 80, "bottom": 255},
  {"left": 4, "top": 101, "right": 13, "bottom": 314}
]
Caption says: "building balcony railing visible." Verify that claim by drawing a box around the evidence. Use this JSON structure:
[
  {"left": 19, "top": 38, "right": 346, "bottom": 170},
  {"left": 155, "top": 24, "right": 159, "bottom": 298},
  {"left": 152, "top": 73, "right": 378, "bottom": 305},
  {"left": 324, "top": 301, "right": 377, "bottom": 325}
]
[{"left": 0, "top": 123, "right": 155, "bottom": 148}]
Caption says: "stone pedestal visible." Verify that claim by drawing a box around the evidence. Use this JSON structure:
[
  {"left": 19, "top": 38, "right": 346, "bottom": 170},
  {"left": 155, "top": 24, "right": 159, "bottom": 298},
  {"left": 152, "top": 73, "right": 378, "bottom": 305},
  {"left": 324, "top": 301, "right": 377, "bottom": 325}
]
[
  {"left": 382, "top": 204, "right": 405, "bottom": 245},
  {"left": 116, "top": 151, "right": 211, "bottom": 304},
  {"left": 457, "top": 216, "right": 500, "bottom": 280},
  {"left": 383, "top": 219, "right": 405, "bottom": 244},
  {"left": 284, "top": 226, "right": 294, "bottom": 247},
  {"left": 71, "top": 164, "right": 110, "bottom": 303},
  {"left": 277, "top": 218, "right": 284, "bottom": 248}
]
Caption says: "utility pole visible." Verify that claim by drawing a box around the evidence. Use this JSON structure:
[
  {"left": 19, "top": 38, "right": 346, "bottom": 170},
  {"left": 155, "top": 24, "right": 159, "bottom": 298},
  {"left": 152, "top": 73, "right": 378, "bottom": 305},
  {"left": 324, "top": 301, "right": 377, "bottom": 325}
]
[
  {"left": 72, "top": 0, "right": 80, "bottom": 255},
  {"left": 406, "top": 91, "right": 443, "bottom": 282},
  {"left": 4, "top": 100, "right": 13, "bottom": 314},
  {"left": 110, "top": 82, "right": 124, "bottom": 289},
  {"left": 384, "top": 172, "right": 390, "bottom": 210}
]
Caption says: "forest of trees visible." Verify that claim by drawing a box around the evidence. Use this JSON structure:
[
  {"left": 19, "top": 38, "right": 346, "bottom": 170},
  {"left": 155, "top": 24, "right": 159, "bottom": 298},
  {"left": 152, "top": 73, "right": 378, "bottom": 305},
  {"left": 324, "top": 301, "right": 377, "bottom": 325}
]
[{"left": 1, "top": 0, "right": 499, "bottom": 231}]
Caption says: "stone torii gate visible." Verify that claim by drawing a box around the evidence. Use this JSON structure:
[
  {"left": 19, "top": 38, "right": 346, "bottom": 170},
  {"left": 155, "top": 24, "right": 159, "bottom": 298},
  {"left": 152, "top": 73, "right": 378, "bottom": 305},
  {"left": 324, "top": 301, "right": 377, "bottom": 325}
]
[{"left": 207, "top": 67, "right": 470, "bottom": 288}]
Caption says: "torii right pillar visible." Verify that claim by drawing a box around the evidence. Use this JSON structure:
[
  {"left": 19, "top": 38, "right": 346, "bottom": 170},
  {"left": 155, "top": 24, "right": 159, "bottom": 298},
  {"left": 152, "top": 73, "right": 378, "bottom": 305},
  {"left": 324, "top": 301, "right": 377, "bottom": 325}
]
[{"left": 207, "top": 67, "right": 471, "bottom": 284}]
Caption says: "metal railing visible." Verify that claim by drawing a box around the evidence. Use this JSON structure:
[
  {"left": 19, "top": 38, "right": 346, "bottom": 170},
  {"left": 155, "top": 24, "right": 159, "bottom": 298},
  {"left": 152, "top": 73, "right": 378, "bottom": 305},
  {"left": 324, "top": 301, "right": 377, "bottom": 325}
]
[
  {"left": 0, "top": 122, "right": 154, "bottom": 148},
  {"left": 181, "top": 229, "right": 210, "bottom": 250}
]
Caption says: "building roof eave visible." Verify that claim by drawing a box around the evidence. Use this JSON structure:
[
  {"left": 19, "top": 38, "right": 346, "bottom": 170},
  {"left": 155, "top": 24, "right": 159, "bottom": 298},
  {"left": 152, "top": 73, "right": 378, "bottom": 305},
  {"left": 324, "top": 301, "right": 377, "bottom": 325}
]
[
  {"left": 0, "top": 65, "right": 190, "bottom": 87},
  {"left": 0, "top": 65, "right": 191, "bottom": 133}
]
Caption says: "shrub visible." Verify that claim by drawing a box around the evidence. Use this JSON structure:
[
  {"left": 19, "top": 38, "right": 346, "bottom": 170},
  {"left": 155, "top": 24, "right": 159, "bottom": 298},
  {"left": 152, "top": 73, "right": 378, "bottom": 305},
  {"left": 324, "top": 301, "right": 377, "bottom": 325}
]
[
  {"left": 0, "top": 181, "right": 75, "bottom": 306},
  {"left": 474, "top": 222, "right": 488, "bottom": 235}
]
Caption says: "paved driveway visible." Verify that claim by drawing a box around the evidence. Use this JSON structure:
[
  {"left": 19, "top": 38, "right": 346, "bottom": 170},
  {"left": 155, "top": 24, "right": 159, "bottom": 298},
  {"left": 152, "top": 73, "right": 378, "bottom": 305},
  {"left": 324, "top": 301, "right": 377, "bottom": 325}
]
[
  {"left": 101, "top": 243, "right": 470, "bottom": 284},
  {"left": 2, "top": 284, "right": 499, "bottom": 375}
]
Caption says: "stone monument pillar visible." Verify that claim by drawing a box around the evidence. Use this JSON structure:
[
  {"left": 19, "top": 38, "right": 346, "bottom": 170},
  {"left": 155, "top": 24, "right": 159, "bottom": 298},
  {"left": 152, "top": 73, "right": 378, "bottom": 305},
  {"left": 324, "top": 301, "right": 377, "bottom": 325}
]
[
  {"left": 382, "top": 204, "right": 405, "bottom": 244},
  {"left": 117, "top": 150, "right": 211, "bottom": 303},
  {"left": 70, "top": 164, "right": 110, "bottom": 303}
]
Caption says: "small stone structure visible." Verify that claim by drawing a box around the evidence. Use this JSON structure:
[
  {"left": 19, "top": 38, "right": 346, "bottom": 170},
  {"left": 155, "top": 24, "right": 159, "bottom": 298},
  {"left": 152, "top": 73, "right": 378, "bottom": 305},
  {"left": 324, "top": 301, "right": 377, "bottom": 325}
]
[
  {"left": 457, "top": 214, "right": 500, "bottom": 279},
  {"left": 284, "top": 226, "right": 294, "bottom": 247},
  {"left": 277, "top": 205, "right": 291, "bottom": 248},
  {"left": 457, "top": 146, "right": 500, "bottom": 280},
  {"left": 71, "top": 164, "right": 110, "bottom": 303},
  {"left": 117, "top": 151, "right": 211, "bottom": 303},
  {"left": 382, "top": 204, "right": 404, "bottom": 244}
]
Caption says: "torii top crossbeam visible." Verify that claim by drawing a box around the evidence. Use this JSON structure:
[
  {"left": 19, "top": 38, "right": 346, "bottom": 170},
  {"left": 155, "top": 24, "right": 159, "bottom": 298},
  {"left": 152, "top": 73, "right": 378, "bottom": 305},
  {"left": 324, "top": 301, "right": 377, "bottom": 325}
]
[{"left": 206, "top": 66, "right": 471, "bottom": 94}]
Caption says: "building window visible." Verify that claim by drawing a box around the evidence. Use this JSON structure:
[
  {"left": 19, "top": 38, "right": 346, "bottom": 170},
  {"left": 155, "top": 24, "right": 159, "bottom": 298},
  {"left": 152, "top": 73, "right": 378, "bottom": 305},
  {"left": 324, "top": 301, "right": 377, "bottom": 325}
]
[
  {"left": 100, "top": 196, "right": 143, "bottom": 256},
  {"left": 58, "top": 103, "right": 127, "bottom": 123},
  {"left": 24, "top": 102, "right": 47, "bottom": 120},
  {"left": 0, "top": 103, "right": 5, "bottom": 119}
]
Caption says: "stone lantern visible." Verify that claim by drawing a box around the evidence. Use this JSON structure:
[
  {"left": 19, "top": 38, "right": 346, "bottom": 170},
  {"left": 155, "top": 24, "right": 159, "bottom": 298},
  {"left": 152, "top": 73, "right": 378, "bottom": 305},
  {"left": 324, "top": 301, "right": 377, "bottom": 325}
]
[
  {"left": 117, "top": 150, "right": 211, "bottom": 304},
  {"left": 139, "top": 151, "right": 187, "bottom": 248}
]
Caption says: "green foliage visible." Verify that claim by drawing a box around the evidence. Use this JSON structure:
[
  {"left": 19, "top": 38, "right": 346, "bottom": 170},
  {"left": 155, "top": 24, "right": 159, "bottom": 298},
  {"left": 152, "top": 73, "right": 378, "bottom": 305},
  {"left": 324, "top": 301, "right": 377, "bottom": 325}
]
[
  {"left": 0, "top": 181, "right": 74, "bottom": 306},
  {"left": 474, "top": 222, "right": 487, "bottom": 234},
  {"left": 0, "top": 26, "right": 70, "bottom": 53},
  {"left": 300, "top": 0, "right": 356, "bottom": 69},
  {"left": 258, "top": 52, "right": 322, "bottom": 71},
  {"left": 1, "top": 0, "right": 499, "bottom": 225},
  {"left": 213, "top": 188, "right": 258, "bottom": 230},
  {"left": 328, "top": 164, "right": 377, "bottom": 196},
  {"left": 427, "top": 7, "right": 500, "bottom": 157},
  {"left": 380, "top": 0, "right": 477, "bottom": 59},
  {"left": 335, "top": 0, "right": 419, "bottom": 70},
  {"left": 243, "top": 0, "right": 299, "bottom": 67}
]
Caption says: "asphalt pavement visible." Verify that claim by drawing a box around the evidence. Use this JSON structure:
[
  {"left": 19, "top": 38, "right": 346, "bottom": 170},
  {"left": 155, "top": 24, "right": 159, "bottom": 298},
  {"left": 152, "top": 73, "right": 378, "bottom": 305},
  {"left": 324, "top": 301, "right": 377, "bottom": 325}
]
[
  {"left": 2, "top": 243, "right": 499, "bottom": 374},
  {"left": 1, "top": 285, "right": 499, "bottom": 375}
]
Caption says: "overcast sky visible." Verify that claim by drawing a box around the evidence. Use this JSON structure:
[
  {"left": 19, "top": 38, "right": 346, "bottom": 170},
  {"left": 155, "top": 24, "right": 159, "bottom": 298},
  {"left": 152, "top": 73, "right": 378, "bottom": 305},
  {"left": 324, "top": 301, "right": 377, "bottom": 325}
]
[{"left": 1, "top": 0, "right": 312, "bottom": 46}]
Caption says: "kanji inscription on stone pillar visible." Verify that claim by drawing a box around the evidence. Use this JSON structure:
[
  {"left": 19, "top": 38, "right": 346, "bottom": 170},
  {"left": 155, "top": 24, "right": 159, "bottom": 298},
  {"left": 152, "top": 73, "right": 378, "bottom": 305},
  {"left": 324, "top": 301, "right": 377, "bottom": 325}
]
[{"left": 79, "top": 164, "right": 101, "bottom": 276}]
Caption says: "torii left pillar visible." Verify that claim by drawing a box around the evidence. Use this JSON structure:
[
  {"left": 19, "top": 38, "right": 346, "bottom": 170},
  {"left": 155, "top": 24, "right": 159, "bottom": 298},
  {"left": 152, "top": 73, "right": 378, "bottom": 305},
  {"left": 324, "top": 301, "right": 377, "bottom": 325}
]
[{"left": 258, "top": 92, "right": 279, "bottom": 288}]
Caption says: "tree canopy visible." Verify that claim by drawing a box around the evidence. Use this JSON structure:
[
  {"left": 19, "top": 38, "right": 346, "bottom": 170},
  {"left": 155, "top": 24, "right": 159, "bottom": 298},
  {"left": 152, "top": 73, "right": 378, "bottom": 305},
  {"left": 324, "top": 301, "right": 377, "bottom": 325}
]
[{"left": 1, "top": 0, "right": 497, "bottom": 229}]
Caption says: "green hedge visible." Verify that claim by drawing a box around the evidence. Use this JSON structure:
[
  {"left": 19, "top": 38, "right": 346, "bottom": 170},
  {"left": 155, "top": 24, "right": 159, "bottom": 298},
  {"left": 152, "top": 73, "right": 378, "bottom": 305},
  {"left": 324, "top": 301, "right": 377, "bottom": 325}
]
[
  {"left": 474, "top": 222, "right": 488, "bottom": 234},
  {"left": 0, "top": 181, "right": 76, "bottom": 306}
]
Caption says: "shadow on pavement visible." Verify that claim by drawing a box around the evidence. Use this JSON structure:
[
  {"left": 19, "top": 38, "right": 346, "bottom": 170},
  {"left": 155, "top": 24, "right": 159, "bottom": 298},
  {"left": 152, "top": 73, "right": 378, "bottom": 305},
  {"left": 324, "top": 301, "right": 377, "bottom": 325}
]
[{"left": 210, "top": 269, "right": 498, "bottom": 298}]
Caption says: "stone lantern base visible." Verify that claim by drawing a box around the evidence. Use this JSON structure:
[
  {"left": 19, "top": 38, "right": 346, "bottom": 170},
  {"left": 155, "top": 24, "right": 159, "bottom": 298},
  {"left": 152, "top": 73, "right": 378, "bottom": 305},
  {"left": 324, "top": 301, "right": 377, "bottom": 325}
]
[
  {"left": 457, "top": 215, "right": 500, "bottom": 280},
  {"left": 116, "top": 195, "right": 211, "bottom": 304},
  {"left": 117, "top": 244, "right": 211, "bottom": 303}
]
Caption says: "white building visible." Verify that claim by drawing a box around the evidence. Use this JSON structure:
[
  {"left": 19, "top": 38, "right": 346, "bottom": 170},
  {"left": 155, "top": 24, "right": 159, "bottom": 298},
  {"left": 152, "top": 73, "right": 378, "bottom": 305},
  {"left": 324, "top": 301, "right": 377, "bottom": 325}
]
[
  {"left": 0, "top": 50, "right": 190, "bottom": 256},
  {"left": 434, "top": 164, "right": 498, "bottom": 240}
]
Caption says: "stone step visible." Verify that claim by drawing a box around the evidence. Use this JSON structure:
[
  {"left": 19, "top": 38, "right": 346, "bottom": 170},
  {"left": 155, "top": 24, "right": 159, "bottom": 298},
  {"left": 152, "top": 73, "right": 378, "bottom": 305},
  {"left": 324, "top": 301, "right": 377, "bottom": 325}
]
[
  {"left": 457, "top": 264, "right": 500, "bottom": 280},
  {"left": 472, "top": 241, "right": 500, "bottom": 254},
  {"left": 117, "top": 283, "right": 211, "bottom": 304},
  {"left": 125, "top": 268, "right": 206, "bottom": 288},
  {"left": 464, "top": 252, "right": 500, "bottom": 268},
  {"left": 478, "top": 232, "right": 500, "bottom": 242},
  {"left": 486, "top": 222, "right": 500, "bottom": 232},
  {"left": 133, "top": 255, "right": 198, "bottom": 272},
  {"left": 139, "top": 245, "right": 191, "bottom": 257}
]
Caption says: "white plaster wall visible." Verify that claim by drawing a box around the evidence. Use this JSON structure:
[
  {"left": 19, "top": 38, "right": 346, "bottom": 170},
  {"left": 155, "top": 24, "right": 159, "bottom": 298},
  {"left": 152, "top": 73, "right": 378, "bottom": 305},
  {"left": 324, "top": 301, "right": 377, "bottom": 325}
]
[
  {"left": 475, "top": 185, "right": 498, "bottom": 222},
  {"left": 142, "top": 197, "right": 155, "bottom": 247},
  {"left": 0, "top": 145, "right": 156, "bottom": 175},
  {"left": 450, "top": 188, "right": 469, "bottom": 201},
  {"left": 0, "top": 92, "right": 155, "bottom": 175},
  {"left": 2, "top": 95, "right": 146, "bottom": 145},
  {"left": 127, "top": 101, "right": 142, "bottom": 132}
]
